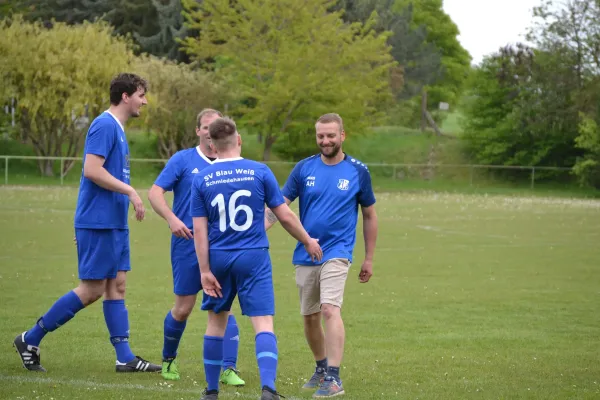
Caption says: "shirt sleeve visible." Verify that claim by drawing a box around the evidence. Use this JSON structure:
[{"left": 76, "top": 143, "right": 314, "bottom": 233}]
[
  {"left": 281, "top": 161, "right": 303, "bottom": 202},
  {"left": 190, "top": 176, "right": 207, "bottom": 218},
  {"left": 358, "top": 167, "right": 376, "bottom": 207},
  {"left": 263, "top": 166, "right": 285, "bottom": 209},
  {"left": 154, "top": 152, "right": 181, "bottom": 192},
  {"left": 85, "top": 119, "right": 115, "bottom": 159}
]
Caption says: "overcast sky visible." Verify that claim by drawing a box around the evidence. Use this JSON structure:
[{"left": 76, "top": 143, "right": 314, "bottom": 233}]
[{"left": 443, "top": 0, "right": 543, "bottom": 65}]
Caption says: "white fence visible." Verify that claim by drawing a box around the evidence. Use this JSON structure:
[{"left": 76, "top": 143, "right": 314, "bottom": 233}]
[{"left": 0, "top": 155, "right": 575, "bottom": 189}]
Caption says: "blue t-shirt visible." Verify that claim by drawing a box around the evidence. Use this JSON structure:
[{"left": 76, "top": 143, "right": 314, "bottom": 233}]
[
  {"left": 190, "top": 157, "right": 285, "bottom": 250},
  {"left": 282, "top": 153, "right": 376, "bottom": 266},
  {"left": 154, "top": 146, "right": 214, "bottom": 247},
  {"left": 74, "top": 111, "right": 130, "bottom": 230}
]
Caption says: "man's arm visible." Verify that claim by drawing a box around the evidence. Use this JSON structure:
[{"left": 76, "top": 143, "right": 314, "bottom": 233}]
[
  {"left": 193, "top": 217, "right": 210, "bottom": 274},
  {"left": 193, "top": 216, "right": 222, "bottom": 297},
  {"left": 270, "top": 202, "right": 323, "bottom": 262},
  {"left": 148, "top": 184, "right": 192, "bottom": 239},
  {"left": 84, "top": 154, "right": 144, "bottom": 221},
  {"left": 84, "top": 154, "right": 135, "bottom": 195},
  {"left": 359, "top": 204, "right": 378, "bottom": 283},
  {"left": 265, "top": 197, "right": 291, "bottom": 230}
]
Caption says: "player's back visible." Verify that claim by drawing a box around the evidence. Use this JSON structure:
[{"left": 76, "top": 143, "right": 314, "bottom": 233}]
[{"left": 191, "top": 157, "right": 284, "bottom": 251}]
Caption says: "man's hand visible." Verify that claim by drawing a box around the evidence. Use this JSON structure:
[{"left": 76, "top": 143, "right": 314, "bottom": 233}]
[
  {"left": 201, "top": 272, "right": 222, "bottom": 298},
  {"left": 304, "top": 238, "right": 323, "bottom": 263},
  {"left": 128, "top": 191, "right": 145, "bottom": 221},
  {"left": 359, "top": 259, "right": 373, "bottom": 283},
  {"left": 168, "top": 216, "right": 193, "bottom": 239}
]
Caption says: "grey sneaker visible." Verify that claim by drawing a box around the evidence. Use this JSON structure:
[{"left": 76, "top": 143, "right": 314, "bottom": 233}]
[
  {"left": 302, "top": 368, "right": 326, "bottom": 389},
  {"left": 261, "top": 385, "right": 285, "bottom": 399},
  {"left": 200, "top": 388, "right": 219, "bottom": 400}
]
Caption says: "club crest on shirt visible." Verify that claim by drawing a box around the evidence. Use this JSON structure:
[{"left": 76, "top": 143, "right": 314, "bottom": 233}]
[{"left": 337, "top": 179, "right": 350, "bottom": 191}]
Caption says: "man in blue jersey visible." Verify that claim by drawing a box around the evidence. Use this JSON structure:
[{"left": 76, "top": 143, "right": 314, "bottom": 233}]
[
  {"left": 13, "top": 73, "right": 161, "bottom": 373},
  {"left": 264, "top": 113, "right": 378, "bottom": 397},
  {"left": 148, "top": 108, "right": 244, "bottom": 385},
  {"left": 190, "top": 117, "right": 323, "bottom": 400}
]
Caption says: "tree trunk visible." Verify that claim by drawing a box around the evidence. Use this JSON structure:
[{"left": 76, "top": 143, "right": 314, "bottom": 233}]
[
  {"left": 262, "top": 134, "right": 276, "bottom": 161},
  {"left": 41, "top": 159, "right": 54, "bottom": 177}
]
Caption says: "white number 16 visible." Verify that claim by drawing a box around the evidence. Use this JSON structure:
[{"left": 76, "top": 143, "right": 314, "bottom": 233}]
[{"left": 210, "top": 190, "right": 253, "bottom": 232}]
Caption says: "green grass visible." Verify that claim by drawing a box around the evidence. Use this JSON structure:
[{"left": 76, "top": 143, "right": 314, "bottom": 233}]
[{"left": 1, "top": 187, "right": 600, "bottom": 399}]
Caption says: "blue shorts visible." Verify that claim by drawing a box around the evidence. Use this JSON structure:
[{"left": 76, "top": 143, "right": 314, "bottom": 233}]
[
  {"left": 76, "top": 228, "right": 130, "bottom": 280},
  {"left": 201, "top": 248, "right": 274, "bottom": 317},
  {"left": 171, "top": 239, "right": 201, "bottom": 296}
]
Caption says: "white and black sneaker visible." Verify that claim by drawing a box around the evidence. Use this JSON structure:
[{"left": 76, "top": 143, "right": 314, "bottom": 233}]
[
  {"left": 115, "top": 355, "right": 161, "bottom": 373},
  {"left": 13, "top": 332, "right": 46, "bottom": 372}
]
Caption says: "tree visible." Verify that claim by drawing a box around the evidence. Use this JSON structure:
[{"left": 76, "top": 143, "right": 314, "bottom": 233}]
[
  {"left": 394, "top": 0, "right": 471, "bottom": 116},
  {"left": 0, "top": 15, "right": 134, "bottom": 176},
  {"left": 181, "top": 0, "right": 396, "bottom": 160},
  {"left": 573, "top": 113, "right": 600, "bottom": 188},
  {"left": 135, "top": 0, "right": 188, "bottom": 62},
  {"left": 133, "top": 54, "right": 229, "bottom": 159}
]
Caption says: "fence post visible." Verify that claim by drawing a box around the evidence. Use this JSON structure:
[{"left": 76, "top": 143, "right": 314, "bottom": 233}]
[
  {"left": 531, "top": 167, "right": 535, "bottom": 189},
  {"left": 4, "top": 157, "right": 8, "bottom": 185},
  {"left": 392, "top": 165, "right": 397, "bottom": 180},
  {"left": 60, "top": 158, "right": 64, "bottom": 185}
]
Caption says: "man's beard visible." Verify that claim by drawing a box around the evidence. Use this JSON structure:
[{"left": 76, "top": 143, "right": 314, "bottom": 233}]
[{"left": 320, "top": 144, "right": 341, "bottom": 158}]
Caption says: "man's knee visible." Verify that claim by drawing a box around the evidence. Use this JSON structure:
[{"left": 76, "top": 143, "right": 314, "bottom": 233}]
[
  {"left": 105, "top": 271, "right": 127, "bottom": 300},
  {"left": 172, "top": 295, "right": 197, "bottom": 321},
  {"left": 74, "top": 280, "right": 106, "bottom": 306},
  {"left": 321, "top": 303, "right": 341, "bottom": 320},
  {"left": 304, "top": 312, "right": 322, "bottom": 326}
]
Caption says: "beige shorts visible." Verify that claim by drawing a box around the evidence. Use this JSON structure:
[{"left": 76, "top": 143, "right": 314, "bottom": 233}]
[{"left": 295, "top": 258, "right": 351, "bottom": 315}]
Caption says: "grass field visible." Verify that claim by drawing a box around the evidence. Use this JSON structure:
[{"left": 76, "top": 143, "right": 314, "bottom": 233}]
[{"left": 1, "top": 187, "right": 600, "bottom": 400}]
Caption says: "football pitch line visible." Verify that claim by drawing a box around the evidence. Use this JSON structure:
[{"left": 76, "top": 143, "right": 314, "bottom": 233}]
[{"left": 0, "top": 374, "right": 305, "bottom": 399}]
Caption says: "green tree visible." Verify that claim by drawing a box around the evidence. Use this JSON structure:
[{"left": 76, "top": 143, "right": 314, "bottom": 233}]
[
  {"left": 20, "top": 0, "right": 160, "bottom": 55},
  {"left": 573, "top": 113, "right": 600, "bottom": 188},
  {"left": 395, "top": 0, "right": 471, "bottom": 114},
  {"left": 134, "top": 0, "right": 188, "bottom": 61},
  {"left": 0, "top": 15, "right": 134, "bottom": 176},
  {"left": 134, "top": 54, "right": 229, "bottom": 158},
  {"left": 181, "top": 0, "right": 396, "bottom": 160}
]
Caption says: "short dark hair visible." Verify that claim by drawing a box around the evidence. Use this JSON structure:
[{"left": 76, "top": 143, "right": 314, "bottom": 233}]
[
  {"left": 316, "top": 113, "right": 344, "bottom": 132},
  {"left": 109, "top": 73, "right": 148, "bottom": 105},
  {"left": 196, "top": 108, "right": 223, "bottom": 128},
  {"left": 209, "top": 117, "right": 237, "bottom": 142}
]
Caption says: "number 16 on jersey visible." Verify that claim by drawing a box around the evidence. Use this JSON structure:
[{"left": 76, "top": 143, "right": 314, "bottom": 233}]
[{"left": 210, "top": 190, "right": 253, "bottom": 232}]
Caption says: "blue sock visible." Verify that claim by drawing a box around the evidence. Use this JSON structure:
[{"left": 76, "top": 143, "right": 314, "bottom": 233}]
[
  {"left": 24, "top": 291, "right": 84, "bottom": 347},
  {"left": 204, "top": 335, "right": 223, "bottom": 392},
  {"left": 222, "top": 314, "right": 239, "bottom": 370},
  {"left": 163, "top": 311, "right": 187, "bottom": 360},
  {"left": 103, "top": 300, "right": 135, "bottom": 363},
  {"left": 256, "top": 331, "right": 278, "bottom": 392},
  {"left": 316, "top": 358, "right": 327, "bottom": 374},
  {"left": 327, "top": 366, "right": 341, "bottom": 383}
]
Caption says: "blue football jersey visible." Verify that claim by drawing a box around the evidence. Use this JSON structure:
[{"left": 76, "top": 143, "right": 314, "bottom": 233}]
[
  {"left": 74, "top": 111, "right": 130, "bottom": 229},
  {"left": 282, "top": 153, "right": 376, "bottom": 266},
  {"left": 190, "top": 158, "right": 285, "bottom": 250},
  {"left": 154, "top": 146, "right": 214, "bottom": 233}
]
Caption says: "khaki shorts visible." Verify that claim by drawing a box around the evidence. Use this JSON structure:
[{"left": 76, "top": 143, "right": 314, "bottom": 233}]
[{"left": 295, "top": 258, "right": 351, "bottom": 315}]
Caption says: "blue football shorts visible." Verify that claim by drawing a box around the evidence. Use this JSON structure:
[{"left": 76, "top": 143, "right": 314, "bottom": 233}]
[
  {"left": 76, "top": 228, "right": 130, "bottom": 280},
  {"left": 201, "top": 248, "right": 274, "bottom": 317},
  {"left": 171, "top": 238, "right": 201, "bottom": 296}
]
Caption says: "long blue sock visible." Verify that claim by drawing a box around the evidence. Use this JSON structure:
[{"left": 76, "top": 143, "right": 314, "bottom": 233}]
[
  {"left": 204, "top": 335, "right": 223, "bottom": 392},
  {"left": 103, "top": 300, "right": 135, "bottom": 363},
  {"left": 163, "top": 311, "right": 187, "bottom": 359},
  {"left": 24, "top": 291, "right": 84, "bottom": 346},
  {"left": 222, "top": 314, "right": 239, "bottom": 370},
  {"left": 256, "top": 331, "right": 278, "bottom": 392}
]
